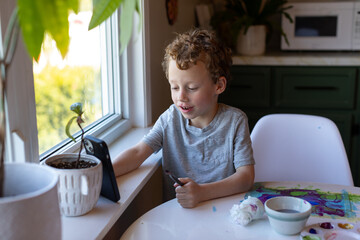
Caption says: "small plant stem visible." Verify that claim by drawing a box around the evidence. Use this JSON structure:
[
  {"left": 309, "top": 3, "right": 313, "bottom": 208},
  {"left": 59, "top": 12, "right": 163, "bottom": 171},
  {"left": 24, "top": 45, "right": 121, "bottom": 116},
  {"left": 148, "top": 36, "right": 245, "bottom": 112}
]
[{"left": 76, "top": 120, "right": 84, "bottom": 168}]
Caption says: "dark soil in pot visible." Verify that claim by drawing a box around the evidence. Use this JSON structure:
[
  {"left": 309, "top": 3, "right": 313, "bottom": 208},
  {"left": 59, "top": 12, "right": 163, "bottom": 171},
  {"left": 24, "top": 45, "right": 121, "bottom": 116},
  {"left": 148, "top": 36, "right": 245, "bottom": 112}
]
[{"left": 49, "top": 160, "right": 97, "bottom": 169}]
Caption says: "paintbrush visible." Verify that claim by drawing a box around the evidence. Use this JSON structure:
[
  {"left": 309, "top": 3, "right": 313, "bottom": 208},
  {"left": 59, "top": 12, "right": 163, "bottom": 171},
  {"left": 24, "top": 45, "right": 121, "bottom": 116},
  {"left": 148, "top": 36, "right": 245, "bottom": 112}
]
[{"left": 165, "top": 169, "right": 184, "bottom": 186}]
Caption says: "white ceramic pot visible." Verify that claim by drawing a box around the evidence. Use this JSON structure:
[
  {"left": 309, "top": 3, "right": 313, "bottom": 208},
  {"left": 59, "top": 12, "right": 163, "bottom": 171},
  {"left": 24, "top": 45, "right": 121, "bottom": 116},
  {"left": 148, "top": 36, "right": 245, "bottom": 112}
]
[
  {"left": 0, "top": 163, "right": 61, "bottom": 240},
  {"left": 237, "top": 25, "right": 266, "bottom": 56},
  {"left": 43, "top": 153, "right": 102, "bottom": 217}
]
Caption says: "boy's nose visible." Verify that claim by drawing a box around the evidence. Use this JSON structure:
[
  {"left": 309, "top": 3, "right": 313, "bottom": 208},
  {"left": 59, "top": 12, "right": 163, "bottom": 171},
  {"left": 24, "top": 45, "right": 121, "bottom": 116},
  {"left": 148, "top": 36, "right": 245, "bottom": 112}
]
[{"left": 178, "top": 90, "right": 188, "bottom": 102}]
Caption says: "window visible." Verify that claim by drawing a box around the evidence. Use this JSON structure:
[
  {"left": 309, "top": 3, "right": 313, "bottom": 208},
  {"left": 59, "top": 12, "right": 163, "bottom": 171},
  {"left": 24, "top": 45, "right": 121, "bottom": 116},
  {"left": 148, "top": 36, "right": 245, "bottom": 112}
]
[
  {"left": 2, "top": 0, "right": 149, "bottom": 163},
  {"left": 33, "top": 0, "right": 119, "bottom": 157}
]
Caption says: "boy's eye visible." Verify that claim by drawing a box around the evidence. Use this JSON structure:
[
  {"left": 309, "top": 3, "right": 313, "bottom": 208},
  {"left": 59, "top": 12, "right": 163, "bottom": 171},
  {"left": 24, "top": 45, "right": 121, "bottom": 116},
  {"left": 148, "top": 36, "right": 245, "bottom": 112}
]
[{"left": 188, "top": 87, "right": 198, "bottom": 91}]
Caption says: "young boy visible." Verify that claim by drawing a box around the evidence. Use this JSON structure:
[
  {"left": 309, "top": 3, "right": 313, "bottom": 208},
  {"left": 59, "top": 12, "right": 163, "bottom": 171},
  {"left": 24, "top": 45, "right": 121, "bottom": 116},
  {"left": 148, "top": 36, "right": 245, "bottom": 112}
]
[{"left": 113, "top": 29, "right": 254, "bottom": 208}]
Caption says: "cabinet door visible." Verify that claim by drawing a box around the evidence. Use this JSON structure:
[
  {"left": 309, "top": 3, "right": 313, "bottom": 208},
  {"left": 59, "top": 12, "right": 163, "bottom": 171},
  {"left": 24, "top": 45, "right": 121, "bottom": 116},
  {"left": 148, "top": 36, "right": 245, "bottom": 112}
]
[
  {"left": 274, "top": 67, "right": 356, "bottom": 109},
  {"left": 220, "top": 66, "right": 271, "bottom": 108}
]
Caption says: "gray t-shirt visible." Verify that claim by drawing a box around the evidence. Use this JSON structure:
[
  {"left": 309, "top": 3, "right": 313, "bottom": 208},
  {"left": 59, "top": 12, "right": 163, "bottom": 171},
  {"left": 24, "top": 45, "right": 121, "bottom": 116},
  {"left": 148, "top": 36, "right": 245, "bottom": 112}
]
[{"left": 143, "top": 103, "right": 254, "bottom": 198}]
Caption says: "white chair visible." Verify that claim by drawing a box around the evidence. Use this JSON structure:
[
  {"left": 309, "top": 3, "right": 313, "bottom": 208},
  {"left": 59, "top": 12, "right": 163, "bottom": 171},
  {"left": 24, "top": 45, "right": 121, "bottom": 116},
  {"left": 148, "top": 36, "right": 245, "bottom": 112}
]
[{"left": 250, "top": 114, "right": 354, "bottom": 186}]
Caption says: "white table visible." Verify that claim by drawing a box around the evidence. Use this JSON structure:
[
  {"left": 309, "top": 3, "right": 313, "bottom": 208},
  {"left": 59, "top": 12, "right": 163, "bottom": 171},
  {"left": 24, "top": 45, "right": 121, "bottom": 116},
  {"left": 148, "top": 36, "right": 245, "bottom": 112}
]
[{"left": 120, "top": 181, "right": 360, "bottom": 240}]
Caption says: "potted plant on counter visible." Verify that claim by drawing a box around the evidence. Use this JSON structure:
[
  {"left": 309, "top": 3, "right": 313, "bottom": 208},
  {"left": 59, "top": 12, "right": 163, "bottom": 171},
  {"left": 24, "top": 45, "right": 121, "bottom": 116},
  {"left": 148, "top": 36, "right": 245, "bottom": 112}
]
[
  {"left": 43, "top": 103, "right": 103, "bottom": 217},
  {"left": 0, "top": 161, "right": 61, "bottom": 239},
  {"left": 211, "top": 0, "right": 293, "bottom": 56}
]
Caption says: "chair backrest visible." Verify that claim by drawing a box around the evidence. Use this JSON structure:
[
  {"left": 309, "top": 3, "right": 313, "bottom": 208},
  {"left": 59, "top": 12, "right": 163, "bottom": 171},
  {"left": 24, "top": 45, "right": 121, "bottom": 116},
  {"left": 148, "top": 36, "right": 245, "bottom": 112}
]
[{"left": 250, "top": 114, "right": 354, "bottom": 186}]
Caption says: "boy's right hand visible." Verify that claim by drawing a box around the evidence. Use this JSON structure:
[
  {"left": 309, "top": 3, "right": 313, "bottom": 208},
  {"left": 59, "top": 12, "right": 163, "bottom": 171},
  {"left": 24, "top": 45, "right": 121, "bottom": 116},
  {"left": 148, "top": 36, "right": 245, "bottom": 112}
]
[{"left": 174, "top": 178, "right": 203, "bottom": 208}]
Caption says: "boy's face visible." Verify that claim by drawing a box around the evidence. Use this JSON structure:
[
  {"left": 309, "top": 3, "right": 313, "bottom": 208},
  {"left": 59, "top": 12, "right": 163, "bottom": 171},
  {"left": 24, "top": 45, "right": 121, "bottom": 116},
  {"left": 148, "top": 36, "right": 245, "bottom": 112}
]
[{"left": 168, "top": 59, "right": 226, "bottom": 128}]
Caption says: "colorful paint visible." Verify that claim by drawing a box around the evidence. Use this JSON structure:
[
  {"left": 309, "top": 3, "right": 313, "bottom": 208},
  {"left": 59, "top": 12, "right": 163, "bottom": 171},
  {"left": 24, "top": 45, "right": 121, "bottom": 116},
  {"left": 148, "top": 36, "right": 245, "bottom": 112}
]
[
  {"left": 302, "top": 236, "right": 321, "bottom": 240},
  {"left": 338, "top": 223, "right": 353, "bottom": 229},
  {"left": 245, "top": 183, "right": 360, "bottom": 220},
  {"left": 324, "top": 232, "right": 337, "bottom": 240},
  {"left": 320, "top": 222, "right": 334, "bottom": 229},
  {"left": 301, "top": 222, "right": 360, "bottom": 239}
]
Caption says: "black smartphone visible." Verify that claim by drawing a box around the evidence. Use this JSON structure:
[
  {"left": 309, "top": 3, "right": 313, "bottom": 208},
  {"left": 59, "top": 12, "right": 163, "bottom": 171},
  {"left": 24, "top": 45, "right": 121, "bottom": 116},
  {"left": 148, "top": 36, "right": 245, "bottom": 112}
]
[{"left": 84, "top": 135, "right": 120, "bottom": 202}]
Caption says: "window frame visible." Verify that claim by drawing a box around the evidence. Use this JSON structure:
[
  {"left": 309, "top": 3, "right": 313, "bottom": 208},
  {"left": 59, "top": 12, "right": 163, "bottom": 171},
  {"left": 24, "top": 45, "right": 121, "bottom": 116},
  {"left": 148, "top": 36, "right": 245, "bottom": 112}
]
[{"left": 2, "top": 0, "right": 150, "bottom": 163}]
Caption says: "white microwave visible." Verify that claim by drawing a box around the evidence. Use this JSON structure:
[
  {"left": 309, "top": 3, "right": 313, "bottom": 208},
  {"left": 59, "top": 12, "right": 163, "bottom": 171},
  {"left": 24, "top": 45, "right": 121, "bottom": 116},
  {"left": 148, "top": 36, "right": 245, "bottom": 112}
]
[{"left": 281, "top": 0, "right": 360, "bottom": 51}]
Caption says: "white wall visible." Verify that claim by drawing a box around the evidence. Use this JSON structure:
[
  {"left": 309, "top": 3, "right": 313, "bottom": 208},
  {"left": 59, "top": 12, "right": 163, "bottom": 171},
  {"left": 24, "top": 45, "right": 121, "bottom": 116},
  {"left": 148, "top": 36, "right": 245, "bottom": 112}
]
[{"left": 146, "top": 0, "right": 210, "bottom": 123}]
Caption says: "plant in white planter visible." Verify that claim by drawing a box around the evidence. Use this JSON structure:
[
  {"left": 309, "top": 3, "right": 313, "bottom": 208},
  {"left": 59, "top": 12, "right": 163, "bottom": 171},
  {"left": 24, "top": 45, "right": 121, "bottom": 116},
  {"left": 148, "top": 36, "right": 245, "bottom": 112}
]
[
  {"left": 0, "top": 163, "right": 61, "bottom": 239},
  {"left": 211, "top": 0, "right": 293, "bottom": 55},
  {"left": 43, "top": 103, "right": 103, "bottom": 217}
]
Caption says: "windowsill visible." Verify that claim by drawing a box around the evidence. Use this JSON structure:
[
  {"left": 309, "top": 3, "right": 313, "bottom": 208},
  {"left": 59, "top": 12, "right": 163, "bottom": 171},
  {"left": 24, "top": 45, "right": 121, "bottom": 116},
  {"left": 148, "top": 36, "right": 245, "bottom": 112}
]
[{"left": 61, "top": 127, "right": 162, "bottom": 240}]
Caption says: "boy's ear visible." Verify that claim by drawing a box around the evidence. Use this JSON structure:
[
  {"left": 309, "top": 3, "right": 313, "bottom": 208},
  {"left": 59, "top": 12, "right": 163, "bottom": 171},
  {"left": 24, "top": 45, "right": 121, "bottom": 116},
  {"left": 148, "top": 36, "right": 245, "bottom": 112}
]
[{"left": 215, "top": 76, "right": 227, "bottom": 94}]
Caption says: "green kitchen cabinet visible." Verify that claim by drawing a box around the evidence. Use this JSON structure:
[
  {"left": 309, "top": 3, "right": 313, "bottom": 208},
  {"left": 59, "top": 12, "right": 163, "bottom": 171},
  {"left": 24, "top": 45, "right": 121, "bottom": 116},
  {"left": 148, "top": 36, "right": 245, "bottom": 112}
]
[
  {"left": 220, "top": 65, "right": 360, "bottom": 186},
  {"left": 273, "top": 67, "right": 356, "bottom": 109}
]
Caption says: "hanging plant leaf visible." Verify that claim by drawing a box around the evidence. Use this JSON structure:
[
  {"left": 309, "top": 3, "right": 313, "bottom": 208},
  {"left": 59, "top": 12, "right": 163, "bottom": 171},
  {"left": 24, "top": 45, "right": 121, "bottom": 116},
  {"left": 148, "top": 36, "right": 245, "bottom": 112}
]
[
  {"left": 17, "top": 0, "right": 79, "bottom": 60},
  {"left": 17, "top": 0, "right": 45, "bottom": 60},
  {"left": 35, "top": 0, "right": 70, "bottom": 58},
  {"left": 3, "top": 9, "right": 20, "bottom": 64},
  {"left": 119, "top": 0, "right": 136, "bottom": 53},
  {"left": 67, "top": 0, "right": 80, "bottom": 13},
  {"left": 88, "top": 0, "right": 124, "bottom": 30},
  {"left": 135, "top": 0, "right": 142, "bottom": 33},
  {"left": 89, "top": 0, "right": 141, "bottom": 53},
  {"left": 65, "top": 116, "right": 77, "bottom": 142}
]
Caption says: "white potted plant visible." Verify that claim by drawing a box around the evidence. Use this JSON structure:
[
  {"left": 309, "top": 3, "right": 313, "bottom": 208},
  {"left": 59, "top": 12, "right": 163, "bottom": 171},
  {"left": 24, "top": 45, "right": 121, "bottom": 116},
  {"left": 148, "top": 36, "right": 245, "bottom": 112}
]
[
  {"left": 211, "top": 0, "right": 293, "bottom": 56},
  {"left": 0, "top": 0, "right": 140, "bottom": 235},
  {"left": 42, "top": 103, "right": 103, "bottom": 217},
  {"left": 0, "top": 163, "right": 61, "bottom": 239}
]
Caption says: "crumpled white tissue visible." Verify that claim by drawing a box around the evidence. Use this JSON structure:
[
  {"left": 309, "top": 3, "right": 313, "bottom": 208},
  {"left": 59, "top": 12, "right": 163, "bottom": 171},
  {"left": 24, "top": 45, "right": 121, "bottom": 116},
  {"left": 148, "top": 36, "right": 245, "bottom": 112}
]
[{"left": 230, "top": 196, "right": 264, "bottom": 226}]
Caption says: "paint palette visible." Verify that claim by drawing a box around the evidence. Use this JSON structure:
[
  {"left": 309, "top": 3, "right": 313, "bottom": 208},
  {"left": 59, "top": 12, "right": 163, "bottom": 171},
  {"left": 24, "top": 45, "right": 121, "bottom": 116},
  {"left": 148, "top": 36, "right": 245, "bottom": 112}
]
[{"left": 300, "top": 221, "right": 360, "bottom": 240}]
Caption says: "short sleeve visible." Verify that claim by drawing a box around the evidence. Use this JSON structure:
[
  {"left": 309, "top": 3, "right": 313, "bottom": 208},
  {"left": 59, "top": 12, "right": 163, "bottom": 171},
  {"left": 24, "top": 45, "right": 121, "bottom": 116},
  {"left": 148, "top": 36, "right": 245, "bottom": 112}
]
[
  {"left": 142, "top": 109, "right": 170, "bottom": 153},
  {"left": 233, "top": 114, "right": 255, "bottom": 169}
]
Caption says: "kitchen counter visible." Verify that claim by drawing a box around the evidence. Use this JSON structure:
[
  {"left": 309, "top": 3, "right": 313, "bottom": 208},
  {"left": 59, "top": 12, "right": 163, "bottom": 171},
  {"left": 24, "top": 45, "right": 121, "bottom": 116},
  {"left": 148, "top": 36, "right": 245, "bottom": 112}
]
[{"left": 232, "top": 51, "right": 360, "bottom": 66}]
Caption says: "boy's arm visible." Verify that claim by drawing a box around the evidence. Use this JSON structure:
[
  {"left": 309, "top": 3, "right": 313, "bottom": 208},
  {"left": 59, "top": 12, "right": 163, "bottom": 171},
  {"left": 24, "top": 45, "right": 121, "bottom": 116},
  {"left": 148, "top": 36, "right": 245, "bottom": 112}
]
[
  {"left": 112, "top": 141, "right": 154, "bottom": 176},
  {"left": 175, "top": 164, "right": 254, "bottom": 208}
]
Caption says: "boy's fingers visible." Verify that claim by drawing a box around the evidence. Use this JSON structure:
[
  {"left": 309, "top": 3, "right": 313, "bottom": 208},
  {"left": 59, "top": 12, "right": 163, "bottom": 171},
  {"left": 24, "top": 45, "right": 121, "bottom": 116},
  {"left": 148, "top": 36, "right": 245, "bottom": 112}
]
[
  {"left": 175, "top": 185, "right": 186, "bottom": 193},
  {"left": 178, "top": 177, "right": 191, "bottom": 183}
]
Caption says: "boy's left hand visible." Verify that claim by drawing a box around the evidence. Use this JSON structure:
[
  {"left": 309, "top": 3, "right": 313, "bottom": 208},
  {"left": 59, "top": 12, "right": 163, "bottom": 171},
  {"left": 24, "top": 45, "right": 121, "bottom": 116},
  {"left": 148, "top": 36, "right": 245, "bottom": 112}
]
[{"left": 174, "top": 178, "right": 202, "bottom": 208}]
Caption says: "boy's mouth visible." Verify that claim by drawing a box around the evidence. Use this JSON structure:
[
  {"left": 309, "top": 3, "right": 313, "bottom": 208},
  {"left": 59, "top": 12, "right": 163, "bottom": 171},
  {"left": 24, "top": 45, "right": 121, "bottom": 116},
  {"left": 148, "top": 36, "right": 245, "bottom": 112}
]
[{"left": 179, "top": 106, "right": 193, "bottom": 112}]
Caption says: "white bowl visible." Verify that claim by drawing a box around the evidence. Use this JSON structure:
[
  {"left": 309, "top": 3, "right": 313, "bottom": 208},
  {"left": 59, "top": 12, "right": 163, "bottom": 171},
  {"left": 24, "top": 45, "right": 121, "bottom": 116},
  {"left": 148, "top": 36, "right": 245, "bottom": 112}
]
[{"left": 265, "top": 196, "right": 312, "bottom": 235}]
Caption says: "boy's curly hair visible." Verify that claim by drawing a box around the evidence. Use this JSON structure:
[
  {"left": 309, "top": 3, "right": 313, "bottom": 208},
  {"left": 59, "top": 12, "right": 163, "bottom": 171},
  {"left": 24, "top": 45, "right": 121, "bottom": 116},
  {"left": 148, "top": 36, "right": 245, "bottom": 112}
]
[{"left": 162, "top": 28, "right": 232, "bottom": 85}]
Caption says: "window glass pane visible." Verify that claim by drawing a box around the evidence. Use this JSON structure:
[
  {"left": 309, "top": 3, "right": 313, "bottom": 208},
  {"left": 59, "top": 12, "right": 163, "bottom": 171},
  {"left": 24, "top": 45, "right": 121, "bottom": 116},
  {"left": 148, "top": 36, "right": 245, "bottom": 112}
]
[{"left": 33, "top": 0, "right": 109, "bottom": 155}]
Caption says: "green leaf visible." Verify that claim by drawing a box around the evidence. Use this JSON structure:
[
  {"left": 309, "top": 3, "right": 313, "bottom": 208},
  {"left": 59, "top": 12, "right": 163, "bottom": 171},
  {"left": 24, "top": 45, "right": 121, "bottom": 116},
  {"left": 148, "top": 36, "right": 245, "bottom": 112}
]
[
  {"left": 66, "top": 116, "right": 77, "bottom": 142},
  {"left": 88, "top": 0, "right": 124, "bottom": 30},
  {"left": 135, "top": 0, "right": 142, "bottom": 33},
  {"left": 67, "top": 0, "right": 80, "bottom": 14},
  {"left": 282, "top": 11, "right": 293, "bottom": 24},
  {"left": 119, "top": 0, "right": 136, "bottom": 54},
  {"left": 17, "top": 0, "right": 45, "bottom": 59},
  {"left": 135, "top": 0, "right": 140, "bottom": 13},
  {"left": 49, "top": 0, "right": 70, "bottom": 58},
  {"left": 35, "top": 0, "right": 70, "bottom": 58},
  {"left": 70, "top": 102, "right": 83, "bottom": 115},
  {"left": 3, "top": 9, "right": 20, "bottom": 64},
  {"left": 17, "top": 0, "right": 72, "bottom": 60}
]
